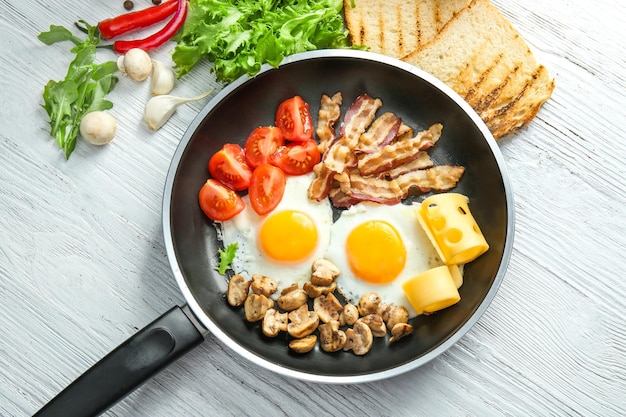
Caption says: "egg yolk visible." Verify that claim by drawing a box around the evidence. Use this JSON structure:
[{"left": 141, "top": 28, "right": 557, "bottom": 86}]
[
  {"left": 345, "top": 220, "right": 406, "bottom": 284},
  {"left": 259, "top": 210, "right": 318, "bottom": 262}
]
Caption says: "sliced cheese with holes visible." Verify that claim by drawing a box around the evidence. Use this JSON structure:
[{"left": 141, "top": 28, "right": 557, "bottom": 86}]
[
  {"left": 416, "top": 193, "right": 489, "bottom": 265},
  {"left": 402, "top": 266, "right": 460, "bottom": 314}
]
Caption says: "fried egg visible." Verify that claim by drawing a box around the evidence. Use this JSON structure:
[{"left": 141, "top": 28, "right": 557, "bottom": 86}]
[
  {"left": 218, "top": 173, "right": 333, "bottom": 293},
  {"left": 325, "top": 202, "right": 443, "bottom": 317}
]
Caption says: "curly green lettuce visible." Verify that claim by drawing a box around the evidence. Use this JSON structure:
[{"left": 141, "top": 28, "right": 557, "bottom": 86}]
[{"left": 172, "top": 0, "right": 354, "bottom": 83}]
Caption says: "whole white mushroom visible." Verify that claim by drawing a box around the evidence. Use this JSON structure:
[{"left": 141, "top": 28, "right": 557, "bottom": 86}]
[
  {"left": 79, "top": 111, "right": 117, "bottom": 145},
  {"left": 120, "top": 48, "right": 152, "bottom": 82}
]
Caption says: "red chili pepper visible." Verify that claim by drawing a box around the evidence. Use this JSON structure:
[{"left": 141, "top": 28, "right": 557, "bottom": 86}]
[
  {"left": 98, "top": 0, "right": 179, "bottom": 40},
  {"left": 113, "top": 0, "right": 188, "bottom": 54}
]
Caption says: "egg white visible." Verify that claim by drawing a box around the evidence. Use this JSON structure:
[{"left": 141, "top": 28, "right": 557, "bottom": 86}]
[
  {"left": 324, "top": 202, "right": 443, "bottom": 317},
  {"left": 218, "top": 173, "right": 333, "bottom": 295}
]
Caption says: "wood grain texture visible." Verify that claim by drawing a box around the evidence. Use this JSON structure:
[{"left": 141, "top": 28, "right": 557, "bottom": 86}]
[{"left": 1, "top": 0, "right": 624, "bottom": 416}]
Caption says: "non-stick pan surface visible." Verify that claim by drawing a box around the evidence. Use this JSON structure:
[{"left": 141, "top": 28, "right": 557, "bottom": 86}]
[{"left": 164, "top": 50, "right": 514, "bottom": 382}]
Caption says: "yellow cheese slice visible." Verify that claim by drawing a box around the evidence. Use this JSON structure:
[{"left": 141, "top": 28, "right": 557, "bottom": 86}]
[
  {"left": 402, "top": 265, "right": 460, "bottom": 314},
  {"left": 416, "top": 193, "right": 489, "bottom": 265},
  {"left": 448, "top": 264, "right": 463, "bottom": 289}
]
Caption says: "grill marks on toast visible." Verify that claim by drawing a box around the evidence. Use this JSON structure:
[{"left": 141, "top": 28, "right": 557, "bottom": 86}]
[
  {"left": 401, "top": 0, "right": 554, "bottom": 138},
  {"left": 344, "top": 0, "right": 466, "bottom": 58}
]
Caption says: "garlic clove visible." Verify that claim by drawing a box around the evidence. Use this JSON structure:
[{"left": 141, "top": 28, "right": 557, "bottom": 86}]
[
  {"left": 144, "top": 90, "right": 214, "bottom": 131},
  {"left": 117, "top": 55, "right": 127, "bottom": 75},
  {"left": 150, "top": 59, "right": 175, "bottom": 96}
]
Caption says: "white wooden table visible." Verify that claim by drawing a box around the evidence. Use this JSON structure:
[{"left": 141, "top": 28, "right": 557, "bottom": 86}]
[{"left": 1, "top": 1, "right": 624, "bottom": 416}]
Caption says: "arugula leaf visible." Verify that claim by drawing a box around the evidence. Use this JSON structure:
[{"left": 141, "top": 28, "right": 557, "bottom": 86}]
[
  {"left": 215, "top": 242, "right": 239, "bottom": 275},
  {"left": 39, "top": 21, "right": 118, "bottom": 159},
  {"left": 172, "top": 0, "right": 355, "bottom": 83}
]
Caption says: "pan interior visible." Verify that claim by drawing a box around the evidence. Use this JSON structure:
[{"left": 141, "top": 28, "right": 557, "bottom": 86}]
[{"left": 166, "top": 52, "right": 511, "bottom": 379}]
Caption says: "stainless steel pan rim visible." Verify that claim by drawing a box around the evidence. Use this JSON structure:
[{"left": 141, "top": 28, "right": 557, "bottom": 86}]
[{"left": 162, "top": 49, "right": 515, "bottom": 384}]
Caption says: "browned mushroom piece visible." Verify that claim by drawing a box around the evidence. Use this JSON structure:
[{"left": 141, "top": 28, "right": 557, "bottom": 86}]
[
  {"left": 339, "top": 303, "right": 359, "bottom": 326},
  {"left": 303, "top": 281, "right": 337, "bottom": 298},
  {"left": 313, "top": 293, "right": 343, "bottom": 323},
  {"left": 310, "top": 258, "right": 341, "bottom": 286},
  {"left": 343, "top": 320, "right": 373, "bottom": 355},
  {"left": 288, "top": 334, "right": 318, "bottom": 353},
  {"left": 386, "top": 305, "right": 410, "bottom": 330},
  {"left": 358, "top": 292, "right": 382, "bottom": 316},
  {"left": 376, "top": 302, "right": 392, "bottom": 322},
  {"left": 318, "top": 320, "right": 346, "bottom": 352},
  {"left": 250, "top": 274, "right": 278, "bottom": 297},
  {"left": 389, "top": 323, "right": 414, "bottom": 343},
  {"left": 277, "top": 284, "right": 308, "bottom": 311},
  {"left": 244, "top": 293, "right": 274, "bottom": 322},
  {"left": 262, "top": 308, "right": 288, "bottom": 337},
  {"left": 287, "top": 304, "right": 319, "bottom": 338},
  {"left": 358, "top": 314, "right": 387, "bottom": 337},
  {"left": 227, "top": 274, "right": 251, "bottom": 307}
]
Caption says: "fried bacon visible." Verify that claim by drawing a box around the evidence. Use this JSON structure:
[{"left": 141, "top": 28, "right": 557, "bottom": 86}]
[
  {"left": 378, "top": 152, "right": 433, "bottom": 179},
  {"left": 357, "top": 123, "right": 443, "bottom": 176},
  {"left": 316, "top": 92, "right": 342, "bottom": 153},
  {"left": 355, "top": 112, "right": 402, "bottom": 152},
  {"left": 340, "top": 94, "right": 383, "bottom": 148},
  {"left": 335, "top": 166, "right": 466, "bottom": 205},
  {"left": 309, "top": 94, "right": 465, "bottom": 208}
]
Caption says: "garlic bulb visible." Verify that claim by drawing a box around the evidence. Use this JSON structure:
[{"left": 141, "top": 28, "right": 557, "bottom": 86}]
[
  {"left": 144, "top": 90, "right": 214, "bottom": 131},
  {"left": 150, "top": 59, "right": 175, "bottom": 96}
]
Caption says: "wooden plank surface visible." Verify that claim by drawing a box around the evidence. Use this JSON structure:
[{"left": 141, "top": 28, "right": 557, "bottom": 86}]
[{"left": 1, "top": 0, "right": 624, "bottom": 416}]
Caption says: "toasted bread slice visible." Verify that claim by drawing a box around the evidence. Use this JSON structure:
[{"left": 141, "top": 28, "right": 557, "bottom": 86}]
[
  {"left": 403, "top": 0, "right": 554, "bottom": 138},
  {"left": 343, "top": 0, "right": 468, "bottom": 59}
]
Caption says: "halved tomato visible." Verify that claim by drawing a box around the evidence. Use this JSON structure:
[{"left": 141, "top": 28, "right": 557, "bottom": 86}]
[
  {"left": 208, "top": 143, "right": 253, "bottom": 191},
  {"left": 198, "top": 179, "right": 245, "bottom": 221},
  {"left": 244, "top": 126, "right": 284, "bottom": 168},
  {"left": 275, "top": 96, "right": 314, "bottom": 141},
  {"left": 248, "top": 164, "right": 286, "bottom": 216},
  {"left": 269, "top": 139, "right": 321, "bottom": 175}
]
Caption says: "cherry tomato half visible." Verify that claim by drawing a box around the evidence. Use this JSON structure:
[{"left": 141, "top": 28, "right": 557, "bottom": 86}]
[
  {"left": 208, "top": 143, "right": 253, "bottom": 191},
  {"left": 275, "top": 96, "right": 314, "bottom": 141},
  {"left": 270, "top": 139, "right": 321, "bottom": 175},
  {"left": 198, "top": 179, "right": 245, "bottom": 221},
  {"left": 244, "top": 126, "right": 284, "bottom": 168},
  {"left": 248, "top": 164, "right": 286, "bottom": 216}
]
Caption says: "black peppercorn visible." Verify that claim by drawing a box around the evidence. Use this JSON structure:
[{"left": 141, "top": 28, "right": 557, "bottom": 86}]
[{"left": 123, "top": 0, "right": 134, "bottom": 10}]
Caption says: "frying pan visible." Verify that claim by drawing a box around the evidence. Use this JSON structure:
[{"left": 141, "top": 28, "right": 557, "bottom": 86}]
[{"left": 35, "top": 50, "right": 515, "bottom": 416}]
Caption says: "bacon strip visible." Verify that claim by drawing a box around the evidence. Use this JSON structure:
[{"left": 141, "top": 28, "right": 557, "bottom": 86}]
[
  {"left": 357, "top": 123, "right": 443, "bottom": 176},
  {"left": 316, "top": 92, "right": 342, "bottom": 154},
  {"left": 334, "top": 165, "right": 465, "bottom": 207},
  {"left": 340, "top": 94, "right": 383, "bottom": 148},
  {"left": 307, "top": 162, "right": 335, "bottom": 202},
  {"left": 355, "top": 112, "right": 402, "bottom": 152},
  {"left": 378, "top": 152, "right": 433, "bottom": 179}
]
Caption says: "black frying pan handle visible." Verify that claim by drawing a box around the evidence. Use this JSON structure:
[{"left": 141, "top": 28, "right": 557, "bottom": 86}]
[{"left": 34, "top": 305, "right": 206, "bottom": 417}]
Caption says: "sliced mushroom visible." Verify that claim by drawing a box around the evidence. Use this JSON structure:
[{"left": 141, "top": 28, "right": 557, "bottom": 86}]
[
  {"left": 250, "top": 274, "right": 278, "bottom": 297},
  {"left": 313, "top": 293, "right": 343, "bottom": 323},
  {"left": 287, "top": 304, "right": 319, "bottom": 338},
  {"left": 358, "top": 314, "right": 387, "bottom": 337},
  {"left": 389, "top": 323, "right": 414, "bottom": 343},
  {"left": 318, "top": 320, "right": 346, "bottom": 352},
  {"left": 343, "top": 320, "right": 373, "bottom": 355},
  {"left": 358, "top": 292, "right": 382, "bottom": 316},
  {"left": 339, "top": 303, "right": 359, "bottom": 326},
  {"left": 244, "top": 293, "right": 274, "bottom": 322},
  {"left": 277, "top": 285, "right": 308, "bottom": 311},
  {"left": 227, "top": 274, "right": 250, "bottom": 307},
  {"left": 289, "top": 335, "right": 318, "bottom": 353},
  {"left": 386, "top": 305, "right": 410, "bottom": 330},
  {"left": 310, "top": 258, "right": 341, "bottom": 286},
  {"left": 262, "top": 308, "right": 288, "bottom": 337},
  {"left": 303, "top": 281, "right": 337, "bottom": 298}
]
